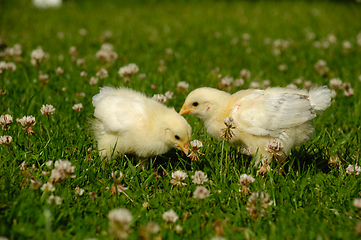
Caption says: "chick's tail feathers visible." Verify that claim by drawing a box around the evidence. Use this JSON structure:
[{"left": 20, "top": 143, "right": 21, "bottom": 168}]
[{"left": 309, "top": 86, "right": 332, "bottom": 111}]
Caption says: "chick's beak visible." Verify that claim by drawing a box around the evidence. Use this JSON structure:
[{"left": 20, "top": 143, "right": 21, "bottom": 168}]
[
  {"left": 176, "top": 142, "right": 189, "bottom": 155},
  {"left": 179, "top": 105, "right": 192, "bottom": 115}
]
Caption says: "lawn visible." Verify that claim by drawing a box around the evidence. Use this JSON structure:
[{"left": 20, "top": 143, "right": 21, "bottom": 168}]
[{"left": 0, "top": 0, "right": 361, "bottom": 239}]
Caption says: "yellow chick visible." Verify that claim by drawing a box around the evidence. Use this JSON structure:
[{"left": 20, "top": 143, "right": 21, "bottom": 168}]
[
  {"left": 92, "top": 87, "right": 192, "bottom": 160},
  {"left": 180, "top": 86, "right": 331, "bottom": 165}
]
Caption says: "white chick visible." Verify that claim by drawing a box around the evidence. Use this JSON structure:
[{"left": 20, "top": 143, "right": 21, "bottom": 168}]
[
  {"left": 180, "top": 86, "right": 331, "bottom": 165},
  {"left": 92, "top": 87, "right": 192, "bottom": 160}
]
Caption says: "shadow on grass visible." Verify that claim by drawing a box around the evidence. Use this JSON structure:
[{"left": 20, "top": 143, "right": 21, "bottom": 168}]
[{"left": 286, "top": 144, "right": 331, "bottom": 174}]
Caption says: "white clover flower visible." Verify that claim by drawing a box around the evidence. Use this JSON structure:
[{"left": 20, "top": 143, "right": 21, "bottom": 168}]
[
  {"left": 190, "top": 140, "right": 203, "bottom": 149},
  {"left": 79, "top": 28, "right": 87, "bottom": 36},
  {"left": 69, "top": 46, "right": 78, "bottom": 56},
  {"left": 172, "top": 170, "right": 188, "bottom": 181},
  {"left": 303, "top": 80, "right": 314, "bottom": 90},
  {"left": 265, "top": 140, "right": 284, "bottom": 155},
  {"left": 246, "top": 192, "right": 273, "bottom": 218},
  {"left": 188, "top": 140, "right": 204, "bottom": 161},
  {"left": 33, "top": 0, "right": 62, "bottom": 9},
  {"left": 30, "top": 179, "right": 42, "bottom": 190},
  {"left": 16, "top": 115, "right": 36, "bottom": 127},
  {"left": 49, "top": 160, "right": 75, "bottom": 183},
  {"left": 346, "top": 164, "right": 361, "bottom": 175},
  {"left": 96, "top": 43, "right": 118, "bottom": 62},
  {"left": 56, "top": 31, "right": 64, "bottom": 39},
  {"left": 294, "top": 77, "right": 303, "bottom": 85},
  {"left": 220, "top": 76, "right": 233, "bottom": 86},
  {"left": 40, "top": 104, "right": 56, "bottom": 116},
  {"left": 193, "top": 186, "right": 210, "bottom": 199},
  {"left": 353, "top": 198, "right": 361, "bottom": 209},
  {"left": 145, "top": 221, "right": 160, "bottom": 234},
  {"left": 80, "top": 71, "right": 88, "bottom": 78},
  {"left": 96, "top": 50, "right": 109, "bottom": 61},
  {"left": 31, "top": 47, "right": 46, "bottom": 60},
  {"left": 174, "top": 224, "right": 183, "bottom": 234},
  {"left": 165, "top": 91, "right": 174, "bottom": 100},
  {"left": 49, "top": 169, "right": 62, "bottom": 182},
  {"left": 329, "top": 78, "right": 343, "bottom": 90},
  {"left": 39, "top": 74, "right": 49, "bottom": 83},
  {"left": 118, "top": 63, "right": 139, "bottom": 77},
  {"left": 41, "top": 183, "right": 56, "bottom": 193},
  {"left": 89, "top": 192, "right": 97, "bottom": 200},
  {"left": 242, "top": 33, "right": 250, "bottom": 41},
  {"left": 108, "top": 208, "right": 133, "bottom": 226},
  {"left": 0, "top": 135, "right": 12, "bottom": 145},
  {"left": 343, "top": 83, "right": 354, "bottom": 97},
  {"left": 139, "top": 73, "right": 146, "bottom": 80},
  {"left": 257, "top": 164, "right": 272, "bottom": 175},
  {"left": 314, "top": 60, "right": 329, "bottom": 75},
  {"left": 55, "top": 67, "right": 64, "bottom": 75},
  {"left": 19, "top": 161, "right": 27, "bottom": 171},
  {"left": 0, "top": 114, "right": 13, "bottom": 130},
  {"left": 278, "top": 64, "right": 288, "bottom": 71},
  {"left": 221, "top": 117, "right": 237, "bottom": 141},
  {"left": 76, "top": 58, "right": 86, "bottom": 66},
  {"left": 54, "top": 159, "right": 75, "bottom": 173},
  {"left": 191, "top": 171, "right": 208, "bottom": 185},
  {"left": 101, "top": 43, "right": 114, "bottom": 52},
  {"left": 152, "top": 94, "right": 167, "bottom": 104},
  {"left": 89, "top": 76, "right": 99, "bottom": 85},
  {"left": 75, "top": 187, "right": 85, "bottom": 196},
  {"left": 240, "top": 69, "right": 251, "bottom": 79},
  {"left": 72, "top": 103, "right": 83, "bottom": 112},
  {"left": 327, "top": 34, "right": 337, "bottom": 44},
  {"left": 239, "top": 174, "right": 255, "bottom": 185},
  {"left": 0, "top": 61, "right": 7, "bottom": 70},
  {"left": 96, "top": 68, "right": 108, "bottom": 79},
  {"left": 272, "top": 48, "right": 281, "bottom": 56},
  {"left": 230, "top": 37, "right": 239, "bottom": 45},
  {"left": 262, "top": 80, "right": 271, "bottom": 89},
  {"left": 286, "top": 84, "right": 297, "bottom": 89},
  {"left": 30, "top": 47, "right": 49, "bottom": 66},
  {"left": 249, "top": 82, "right": 260, "bottom": 89},
  {"left": 210, "top": 236, "right": 227, "bottom": 240},
  {"left": 47, "top": 195, "right": 62, "bottom": 205},
  {"left": 5, "top": 62, "right": 16, "bottom": 71},
  {"left": 162, "top": 209, "right": 178, "bottom": 223},
  {"left": 233, "top": 78, "right": 245, "bottom": 88},
  {"left": 342, "top": 40, "right": 352, "bottom": 51},
  {"left": 176, "top": 81, "right": 189, "bottom": 92},
  {"left": 45, "top": 160, "right": 53, "bottom": 169},
  {"left": 165, "top": 48, "right": 173, "bottom": 55},
  {"left": 343, "top": 88, "right": 354, "bottom": 97}
]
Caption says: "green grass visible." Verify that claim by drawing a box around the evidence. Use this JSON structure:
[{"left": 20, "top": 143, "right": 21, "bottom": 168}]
[{"left": 1, "top": 0, "right": 361, "bottom": 239}]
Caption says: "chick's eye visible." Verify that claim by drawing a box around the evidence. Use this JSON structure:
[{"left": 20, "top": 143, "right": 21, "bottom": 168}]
[
  {"left": 192, "top": 102, "right": 199, "bottom": 107},
  {"left": 175, "top": 135, "right": 180, "bottom": 140}
]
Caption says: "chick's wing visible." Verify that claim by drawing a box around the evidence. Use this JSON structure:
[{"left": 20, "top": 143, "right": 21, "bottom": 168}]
[
  {"left": 231, "top": 92, "right": 316, "bottom": 136},
  {"left": 94, "top": 95, "right": 147, "bottom": 135}
]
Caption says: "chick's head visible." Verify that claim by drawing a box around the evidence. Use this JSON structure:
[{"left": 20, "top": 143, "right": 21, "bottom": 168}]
[
  {"left": 163, "top": 112, "right": 192, "bottom": 155},
  {"left": 179, "top": 87, "right": 230, "bottom": 120}
]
